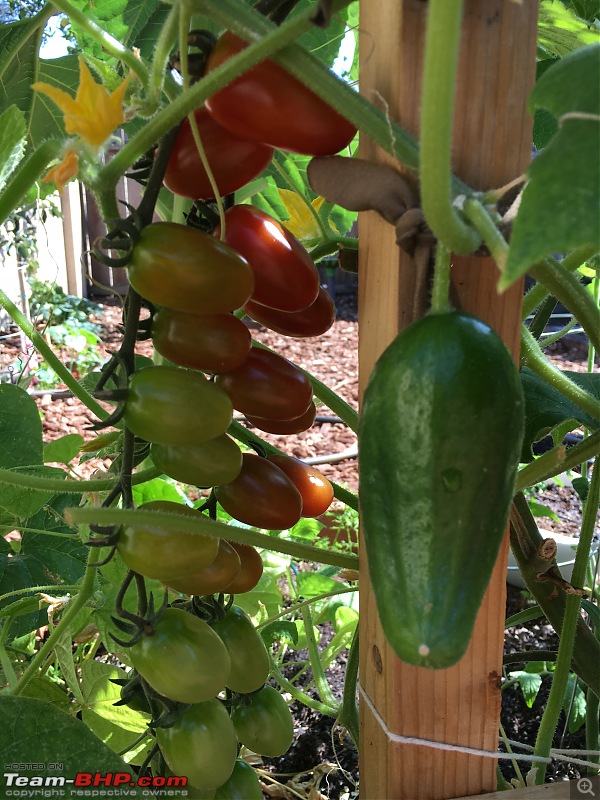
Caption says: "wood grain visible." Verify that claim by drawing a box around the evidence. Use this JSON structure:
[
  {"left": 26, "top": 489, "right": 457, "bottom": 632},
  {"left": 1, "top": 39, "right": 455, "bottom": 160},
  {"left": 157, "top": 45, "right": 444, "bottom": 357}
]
[{"left": 358, "top": 2, "right": 538, "bottom": 797}]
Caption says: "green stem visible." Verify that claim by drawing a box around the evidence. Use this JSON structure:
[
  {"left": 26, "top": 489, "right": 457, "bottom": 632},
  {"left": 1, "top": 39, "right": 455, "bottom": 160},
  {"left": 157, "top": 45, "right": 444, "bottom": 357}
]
[
  {"left": 429, "top": 243, "right": 452, "bottom": 314},
  {"left": 532, "top": 457, "right": 600, "bottom": 783},
  {"left": 586, "top": 689, "right": 600, "bottom": 772},
  {"left": 0, "top": 585, "right": 81, "bottom": 605},
  {"left": 301, "top": 605, "right": 337, "bottom": 709},
  {"left": 0, "top": 140, "right": 63, "bottom": 225},
  {"left": 337, "top": 623, "right": 359, "bottom": 748},
  {"left": 528, "top": 258, "right": 600, "bottom": 354},
  {"left": 46, "top": 0, "right": 150, "bottom": 84},
  {"left": 419, "top": 0, "right": 480, "bottom": 254},
  {"left": 521, "top": 325, "right": 600, "bottom": 421},
  {"left": 516, "top": 430, "right": 600, "bottom": 491},
  {"left": 269, "top": 657, "right": 337, "bottom": 717},
  {"left": 0, "top": 287, "right": 108, "bottom": 420},
  {"left": 257, "top": 586, "right": 357, "bottom": 628},
  {"left": 147, "top": 2, "right": 180, "bottom": 107},
  {"left": 0, "top": 465, "right": 162, "bottom": 495},
  {"left": 309, "top": 236, "right": 358, "bottom": 263},
  {"left": 65, "top": 506, "right": 359, "bottom": 570},
  {"left": 0, "top": 621, "right": 19, "bottom": 689},
  {"left": 462, "top": 197, "right": 509, "bottom": 273},
  {"left": 228, "top": 419, "right": 358, "bottom": 511},
  {"left": 12, "top": 551, "right": 98, "bottom": 696},
  {"left": 521, "top": 247, "right": 597, "bottom": 319}
]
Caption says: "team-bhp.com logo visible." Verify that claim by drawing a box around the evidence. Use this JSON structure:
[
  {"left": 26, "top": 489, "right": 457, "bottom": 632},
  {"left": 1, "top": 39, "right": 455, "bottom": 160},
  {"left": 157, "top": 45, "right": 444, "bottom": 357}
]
[{"left": 3, "top": 769, "right": 188, "bottom": 797}]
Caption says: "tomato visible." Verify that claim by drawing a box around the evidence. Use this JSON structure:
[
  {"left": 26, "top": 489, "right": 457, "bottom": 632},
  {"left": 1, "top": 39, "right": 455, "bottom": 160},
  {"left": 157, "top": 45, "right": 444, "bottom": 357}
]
[
  {"left": 216, "top": 206, "right": 320, "bottom": 312},
  {"left": 124, "top": 366, "right": 233, "bottom": 447},
  {"left": 246, "top": 402, "right": 316, "bottom": 435},
  {"left": 244, "top": 287, "right": 335, "bottom": 338},
  {"left": 209, "top": 605, "right": 269, "bottom": 694},
  {"left": 152, "top": 309, "right": 252, "bottom": 373},
  {"left": 223, "top": 542, "right": 263, "bottom": 594},
  {"left": 152, "top": 435, "right": 242, "bottom": 488},
  {"left": 214, "top": 760, "right": 262, "bottom": 800},
  {"left": 130, "top": 608, "right": 230, "bottom": 703},
  {"left": 206, "top": 32, "right": 357, "bottom": 156},
  {"left": 157, "top": 699, "right": 238, "bottom": 789},
  {"left": 117, "top": 501, "right": 219, "bottom": 580},
  {"left": 268, "top": 455, "right": 334, "bottom": 517},
  {"left": 165, "top": 539, "right": 241, "bottom": 596},
  {"left": 129, "top": 223, "right": 254, "bottom": 314},
  {"left": 164, "top": 106, "right": 273, "bottom": 200},
  {"left": 215, "top": 346, "right": 313, "bottom": 421},
  {"left": 215, "top": 453, "right": 302, "bottom": 530},
  {"left": 231, "top": 686, "right": 294, "bottom": 757}
]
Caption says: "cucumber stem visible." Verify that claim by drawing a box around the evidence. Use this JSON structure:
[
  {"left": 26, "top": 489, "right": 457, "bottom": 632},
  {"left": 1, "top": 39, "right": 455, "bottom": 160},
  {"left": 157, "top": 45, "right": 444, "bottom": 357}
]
[{"left": 429, "top": 243, "right": 452, "bottom": 314}]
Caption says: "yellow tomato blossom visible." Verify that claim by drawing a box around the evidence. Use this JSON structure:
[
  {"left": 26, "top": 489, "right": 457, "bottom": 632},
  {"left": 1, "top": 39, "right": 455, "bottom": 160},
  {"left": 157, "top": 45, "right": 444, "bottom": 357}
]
[
  {"left": 33, "top": 59, "right": 132, "bottom": 151},
  {"left": 41, "top": 149, "right": 79, "bottom": 193}
]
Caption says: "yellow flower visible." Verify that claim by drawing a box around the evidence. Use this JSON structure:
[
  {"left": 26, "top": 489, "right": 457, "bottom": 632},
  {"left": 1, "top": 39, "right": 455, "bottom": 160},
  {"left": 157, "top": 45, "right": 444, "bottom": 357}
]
[
  {"left": 42, "top": 149, "right": 79, "bottom": 193},
  {"left": 33, "top": 60, "right": 132, "bottom": 151}
]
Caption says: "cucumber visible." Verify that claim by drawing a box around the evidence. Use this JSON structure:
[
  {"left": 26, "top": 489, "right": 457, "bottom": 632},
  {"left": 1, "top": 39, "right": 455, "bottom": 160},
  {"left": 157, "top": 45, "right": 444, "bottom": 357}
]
[{"left": 359, "top": 311, "right": 524, "bottom": 668}]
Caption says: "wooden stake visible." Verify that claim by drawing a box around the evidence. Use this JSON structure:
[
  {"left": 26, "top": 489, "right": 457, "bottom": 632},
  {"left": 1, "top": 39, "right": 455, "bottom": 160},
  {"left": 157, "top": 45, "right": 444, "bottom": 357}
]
[{"left": 358, "top": 2, "right": 538, "bottom": 797}]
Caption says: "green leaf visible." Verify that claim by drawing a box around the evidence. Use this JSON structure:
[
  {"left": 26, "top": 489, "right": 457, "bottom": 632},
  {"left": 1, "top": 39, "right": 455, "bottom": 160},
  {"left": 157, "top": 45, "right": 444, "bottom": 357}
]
[
  {"left": 55, "top": 631, "right": 85, "bottom": 704},
  {"left": 131, "top": 477, "right": 183, "bottom": 505},
  {"left": 296, "top": 571, "right": 343, "bottom": 598},
  {"left": 571, "top": 475, "right": 589, "bottom": 502},
  {"left": 19, "top": 676, "right": 72, "bottom": 712},
  {"left": 28, "top": 55, "right": 81, "bottom": 149},
  {"left": 43, "top": 434, "right": 84, "bottom": 465},
  {"left": 0, "top": 696, "right": 131, "bottom": 778},
  {"left": 505, "top": 605, "right": 544, "bottom": 628},
  {"left": 231, "top": 571, "right": 282, "bottom": 622},
  {"left": 0, "top": 105, "right": 26, "bottom": 192},
  {"left": 538, "top": 1, "right": 599, "bottom": 58},
  {"left": 0, "top": 493, "right": 87, "bottom": 637},
  {"left": 528, "top": 501, "right": 560, "bottom": 521},
  {"left": 0, "top": 465, "right": 67, "bottom": 517},
  {"left": 503, "top": 45, "right": 600, "bottom": 287},
  {"left": 260, "top": 619, "right": 299, "bottom": 647},
  {"left": 520, "top": 367, "right": 600, "bottom": 460},
  {"left": 582, "top": 598, "right": 600, "bottom": 628},
  {"left": 0, "top": 384, "right": 43, "bottom": 468},
  {"left": 563, "top": 673, "right": 587, "bottom": 733},
  {"left": 509, "top": 670, "right": 543, "bottom": 707}
]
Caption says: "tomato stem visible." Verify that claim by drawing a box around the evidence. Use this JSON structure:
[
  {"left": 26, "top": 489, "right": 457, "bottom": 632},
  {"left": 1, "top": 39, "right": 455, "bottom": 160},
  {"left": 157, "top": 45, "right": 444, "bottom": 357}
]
[
  {"left": 532, "top": 456, "right": 600, "bottom": 782},
  {"left": 0, "top": 465, "right": 163, "bottom": 495},
  {"left": 337, "top": 623, "right": 359, "bottom": 748},
  {"left": 419, "top": 0, "right": 481, "bottom": 254},
  {"left": 301, "top": 604, "right": 338, "bottom": 709},
  {"left": 516, "top": 430, "right": 600, "bottom": 491}
]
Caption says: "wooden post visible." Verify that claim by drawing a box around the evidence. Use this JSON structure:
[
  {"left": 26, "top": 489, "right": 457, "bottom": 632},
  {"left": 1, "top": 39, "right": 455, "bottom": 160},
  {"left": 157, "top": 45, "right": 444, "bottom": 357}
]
[{"left": 358, "top": 2, "right": 538, "bottom": 798}]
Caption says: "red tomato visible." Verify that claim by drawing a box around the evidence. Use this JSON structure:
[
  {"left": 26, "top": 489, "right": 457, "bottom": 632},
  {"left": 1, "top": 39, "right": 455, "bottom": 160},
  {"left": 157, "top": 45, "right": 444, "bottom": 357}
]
[
  {"left": 246, "top": 402, "right": 316, "bottom": 435},
  {"left": 164, "top": 106, "right": 273, "bottom": 200},
  {"left": 205, "top": 32, "right": 357, "bottom": 156},
  {"left": 268, "top": 455, "right": 334, "bottom": 517},
  {"left": 224, "top": 542, "right": 264, "bottom": 594},
  {"left": 215, "top": 453, "right": 302, "bottom": 530},
  {"left": 215, "top": 346, "right": 313, "bottom": 421},
  {"left": 244, "top": 288, "right": 335, "bottom": 338},
  {"left": 215, "top": 206, "right": 320, "bottom": 312},
  {"left": 152, "top": 308, "right": 252, "bottom": 373}
]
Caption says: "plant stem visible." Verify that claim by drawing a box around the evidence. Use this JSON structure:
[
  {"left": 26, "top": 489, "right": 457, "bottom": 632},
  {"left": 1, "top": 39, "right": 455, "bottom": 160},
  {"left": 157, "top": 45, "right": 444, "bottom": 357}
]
[
  {"left": 0, "top": 621, "right": 19, "bottom": 689},
  {"left": 521, "top": 325, "right": 600, "bottom": 421},
  {"left": 337, "top": 623, "right": 359, "bottom": 748},
  {"left": 0, "top": 465, "right": 162, "bottom": 494},
  {"left": 528, "top": 259, "right": 600, "bottom": 354},
  {"left": 12, "top": 551, "right": 98, "bottom": 696},
  {"left": 419, "top": 0, "right": 480, "bottom": 254},
  {"left": 301, "top": 605, "right": 337, "bottom": 709},
  {"left": 147, "top": 2, "right": 180, "bottom": 107},
  {"left": 257, "top": 586, "right": 357, "bottom": 628},
  {"left": 429, "top": 243, "right": 452, "bottom": 314},
  {"left": 462, "top": 197, "right": 509, "bottom": 274},
  {"left": 270, "top": 657, "right": 338, "bottom": 717},
  {"left": 586, "top": 689, "right": 600, "bottom": 773},
  {"left": 0, "top": 585, "right": 81, "bottom": 605},
  {"left": 516, "top": 430, "right": 600, "bottom": 491},
  {"left": 0, "top": 140, "right": 63, "bottom": 225},
  {"left": 521, "top": 247, "right": 597, "bottom": 319},
  {"left": 532, "top": 457, "right": 600, "bottom": 783},
  {"left": 65, "top": 505, "right": 359, "bottom": 570},
  {"left": 0, "top": 287, "right": 108, "bottom": 420}
]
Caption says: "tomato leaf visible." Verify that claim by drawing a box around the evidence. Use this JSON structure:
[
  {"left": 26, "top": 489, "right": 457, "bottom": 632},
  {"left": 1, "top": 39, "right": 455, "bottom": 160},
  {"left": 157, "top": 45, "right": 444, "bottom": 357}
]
[
  {"left": 562, "top": 674, "right": 587, "bottom": 733},
  {"left": 131, "top": 477, "right": 183, "bottom": 505},
  {"left": 520, "top": 367, "right": 600, "bottom": 460},
  {"left": 43, "top": 434, "right": 84, "bottom": 465},
  {"left": 0, "top": 696, "right": 131, "bottom": 778},
  {"left": 296, "top": 571, "right": 343, "bottom": 598},
  {"left": 260, "top": 620, "right": 299, "bottom": 647},
  {"left": 0, "top": 384, "right": 43, "bottom": 468},
  {"left": 509, "top": 670, "right": 543, "bottom": 708},
  {"left": 503, "top": 45, "right": 600, "bottom": 290}
]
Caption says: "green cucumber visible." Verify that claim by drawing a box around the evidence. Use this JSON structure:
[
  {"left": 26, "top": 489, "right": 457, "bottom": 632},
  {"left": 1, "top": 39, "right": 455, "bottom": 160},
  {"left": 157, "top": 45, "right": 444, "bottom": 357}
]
[{"left": 359, "top": 311, "right": 524, "bottom": 668}]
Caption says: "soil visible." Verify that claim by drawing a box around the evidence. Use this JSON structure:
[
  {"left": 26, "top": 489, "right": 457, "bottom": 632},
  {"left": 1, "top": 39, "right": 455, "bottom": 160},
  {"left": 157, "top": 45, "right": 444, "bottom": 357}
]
[{"left": 1, "top": 282, "right": 598, "bottom": 796}]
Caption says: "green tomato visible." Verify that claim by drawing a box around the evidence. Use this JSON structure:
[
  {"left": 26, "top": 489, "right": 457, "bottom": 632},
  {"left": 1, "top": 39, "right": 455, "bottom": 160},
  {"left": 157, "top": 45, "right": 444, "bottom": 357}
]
[
  {"left": 214, "top": 760, "right": 262, "bottom": 800},
  {"left": 130, "top": 608, "right": 230, "bottom": 703},
  {"left": 157, "top": 699, "right": 238, "bottom": 789},
  {"left": 151, "top": 436, "right": 243, "bottom": 488},
  {"left": 124, "top": 366, "right": 233, "bottom": 447},
  {"left": 231, "top": 686, "right": 294, "bottom": 757},
  {"left": 210, "top": 606, "right": 270, "bottom": 694},
  {"left": 117, "top": 501, "right": 220, "bottom": 582}
]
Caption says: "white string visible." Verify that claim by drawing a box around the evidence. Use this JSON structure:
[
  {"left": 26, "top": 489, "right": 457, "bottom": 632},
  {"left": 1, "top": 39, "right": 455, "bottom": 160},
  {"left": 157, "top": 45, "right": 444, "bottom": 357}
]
[{"left": 360, "top": 686, "right": 600, "bottom": 769}]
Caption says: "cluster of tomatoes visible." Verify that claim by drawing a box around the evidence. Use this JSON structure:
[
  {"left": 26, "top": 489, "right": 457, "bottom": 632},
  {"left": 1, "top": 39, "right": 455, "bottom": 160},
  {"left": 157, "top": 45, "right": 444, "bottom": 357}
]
[{"left": 125, "top": 604, "right": 291, "bottom": 797}]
